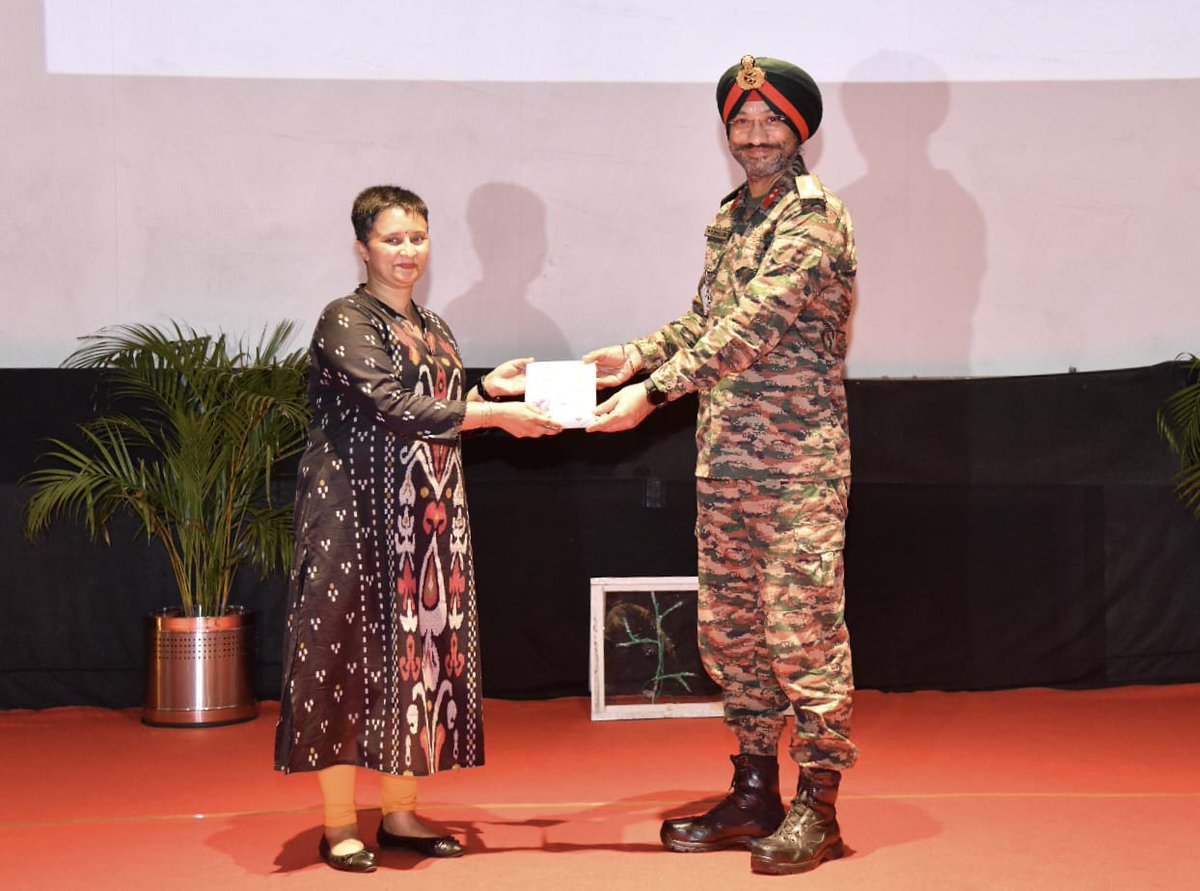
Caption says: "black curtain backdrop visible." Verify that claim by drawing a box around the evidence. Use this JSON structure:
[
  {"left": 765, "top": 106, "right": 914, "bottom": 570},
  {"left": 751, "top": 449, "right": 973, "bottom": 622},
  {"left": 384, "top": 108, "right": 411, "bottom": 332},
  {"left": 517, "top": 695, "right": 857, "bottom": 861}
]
[{"left": 2, "top": 363, "right": 1198, "bottom": 709}]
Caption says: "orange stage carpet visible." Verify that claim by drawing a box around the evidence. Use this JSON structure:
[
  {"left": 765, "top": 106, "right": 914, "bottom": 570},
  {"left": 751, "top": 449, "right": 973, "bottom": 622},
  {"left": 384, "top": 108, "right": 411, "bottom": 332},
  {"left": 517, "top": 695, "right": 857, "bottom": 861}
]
[{"left": 2, "top": 685, "right": 1198, "bottom": 890}]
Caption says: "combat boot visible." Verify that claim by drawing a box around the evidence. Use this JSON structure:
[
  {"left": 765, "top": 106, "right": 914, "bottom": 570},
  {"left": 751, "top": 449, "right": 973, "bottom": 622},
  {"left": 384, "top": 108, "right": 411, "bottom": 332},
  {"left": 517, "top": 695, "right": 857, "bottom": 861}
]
[
  {"left": 660, "top": 754, "right": 786, "bottom": 852},
  {"left": 749, "top": 767, "right": 845, "bottom": 874}
]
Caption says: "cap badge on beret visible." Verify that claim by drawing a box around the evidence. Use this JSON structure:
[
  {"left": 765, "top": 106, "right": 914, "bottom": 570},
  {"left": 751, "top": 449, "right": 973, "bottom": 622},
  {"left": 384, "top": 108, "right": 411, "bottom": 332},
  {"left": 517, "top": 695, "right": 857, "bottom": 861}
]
[{"left": 735, "top": 55, "right": 765, "bottom": 91}]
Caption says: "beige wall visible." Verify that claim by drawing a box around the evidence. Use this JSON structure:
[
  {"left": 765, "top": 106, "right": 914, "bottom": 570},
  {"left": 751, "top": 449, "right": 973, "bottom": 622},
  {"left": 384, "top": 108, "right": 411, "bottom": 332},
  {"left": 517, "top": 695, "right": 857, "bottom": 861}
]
[{"left": 3, "top": 1, "right": 1199, "bottom": 376}]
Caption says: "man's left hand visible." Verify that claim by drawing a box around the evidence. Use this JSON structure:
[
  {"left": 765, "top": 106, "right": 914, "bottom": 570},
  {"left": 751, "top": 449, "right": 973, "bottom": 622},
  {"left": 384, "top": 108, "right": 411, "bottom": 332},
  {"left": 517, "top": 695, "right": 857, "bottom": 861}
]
[{"left": 586, "top": 383, "right": 656, "bottom": 432}]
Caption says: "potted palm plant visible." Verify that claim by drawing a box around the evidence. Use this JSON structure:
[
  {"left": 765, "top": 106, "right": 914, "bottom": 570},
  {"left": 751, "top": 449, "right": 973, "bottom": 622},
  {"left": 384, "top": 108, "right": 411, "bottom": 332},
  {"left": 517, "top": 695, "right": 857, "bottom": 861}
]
[
  {"left": 1159, "top": 354, "right": 1200, "bottom": 519},
  {"left": 23, "top": 322, "right": 310, "bottom": 726}
]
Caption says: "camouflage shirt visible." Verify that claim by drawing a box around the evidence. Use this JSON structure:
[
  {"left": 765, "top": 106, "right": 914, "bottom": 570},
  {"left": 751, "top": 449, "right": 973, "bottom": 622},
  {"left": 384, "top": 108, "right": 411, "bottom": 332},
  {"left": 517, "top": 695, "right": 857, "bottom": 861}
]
[{"left": 633, "top": 168, "right": 856, "bottom": 481}]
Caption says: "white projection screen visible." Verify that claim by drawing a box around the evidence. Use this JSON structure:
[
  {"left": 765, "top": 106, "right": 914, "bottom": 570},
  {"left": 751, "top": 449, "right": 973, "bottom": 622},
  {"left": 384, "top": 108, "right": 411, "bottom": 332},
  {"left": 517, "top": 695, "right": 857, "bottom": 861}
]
[{"left": 3, "top": 0, "right": 1199, "bottom": 376}]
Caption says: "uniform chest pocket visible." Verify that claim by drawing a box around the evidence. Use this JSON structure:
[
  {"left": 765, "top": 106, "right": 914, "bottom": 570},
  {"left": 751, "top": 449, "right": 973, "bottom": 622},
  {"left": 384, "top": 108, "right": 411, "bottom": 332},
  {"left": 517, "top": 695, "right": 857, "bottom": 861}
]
[{"left": 738, "top": 230, "right": 776, "bottom": 267}]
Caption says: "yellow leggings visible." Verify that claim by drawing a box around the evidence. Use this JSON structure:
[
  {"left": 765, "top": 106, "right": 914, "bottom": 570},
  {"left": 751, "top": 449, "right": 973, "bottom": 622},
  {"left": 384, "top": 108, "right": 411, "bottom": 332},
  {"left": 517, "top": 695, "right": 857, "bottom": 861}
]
[{"left": 317, "top": 765, "right": 418, "bottom": 829}]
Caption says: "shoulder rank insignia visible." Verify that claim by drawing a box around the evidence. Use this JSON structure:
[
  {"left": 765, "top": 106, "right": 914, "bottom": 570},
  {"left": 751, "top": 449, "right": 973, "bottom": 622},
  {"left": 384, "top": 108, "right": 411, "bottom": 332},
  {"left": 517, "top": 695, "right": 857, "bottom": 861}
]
[
  {"left": 794, "top": 175, "right": 825, "bottom": 200},
  {"left": 705, "top": 224, "right": 732, "bottom": 243}
]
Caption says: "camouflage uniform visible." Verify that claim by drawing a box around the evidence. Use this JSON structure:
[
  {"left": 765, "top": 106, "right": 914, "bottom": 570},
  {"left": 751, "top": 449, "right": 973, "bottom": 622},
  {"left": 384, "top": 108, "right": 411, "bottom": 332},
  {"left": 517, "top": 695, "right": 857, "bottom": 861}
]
[{"left": 632, "top": 161, "right": 857, "bottom": 770}]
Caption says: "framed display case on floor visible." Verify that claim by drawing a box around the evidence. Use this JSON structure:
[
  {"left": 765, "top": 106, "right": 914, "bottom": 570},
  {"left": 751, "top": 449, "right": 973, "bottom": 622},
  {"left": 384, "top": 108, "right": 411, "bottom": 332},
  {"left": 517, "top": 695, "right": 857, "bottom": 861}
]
[{"left": 589, "top": 575, "right": 722, "bottom": 720}]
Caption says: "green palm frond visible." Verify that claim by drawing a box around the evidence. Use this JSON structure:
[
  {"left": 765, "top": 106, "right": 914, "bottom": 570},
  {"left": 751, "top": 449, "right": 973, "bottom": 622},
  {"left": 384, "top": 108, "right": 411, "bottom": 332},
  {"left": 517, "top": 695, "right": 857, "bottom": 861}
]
[
  {"left": 23, "top": 423, "right": 156, "bottom": 543},
  {"left": 23, "top": 321, "right": 311, "bottom": 617},
  {"left": 1158, "top": 355, "right": 1200, "bottom": 519}
]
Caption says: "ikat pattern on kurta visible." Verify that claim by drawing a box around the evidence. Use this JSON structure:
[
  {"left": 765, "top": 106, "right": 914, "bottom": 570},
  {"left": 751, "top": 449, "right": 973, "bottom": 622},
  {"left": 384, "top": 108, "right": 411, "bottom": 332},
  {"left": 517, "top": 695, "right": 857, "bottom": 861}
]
[{"left": 274, "top": 287, "right": 482, "bottom": 777}]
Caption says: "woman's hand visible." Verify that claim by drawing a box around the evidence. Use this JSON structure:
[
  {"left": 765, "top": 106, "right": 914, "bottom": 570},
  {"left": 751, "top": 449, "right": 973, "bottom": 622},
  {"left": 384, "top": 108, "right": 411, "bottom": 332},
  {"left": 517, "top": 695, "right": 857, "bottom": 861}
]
[
  {"left": 482, "top": 357, "right": 535, "bottom": 398},
  {"left": 582, "top": 344, "right": 641, "bottom": 389},
  {"left": 490, "top": 402, "right": 563, "bottom": 438}
]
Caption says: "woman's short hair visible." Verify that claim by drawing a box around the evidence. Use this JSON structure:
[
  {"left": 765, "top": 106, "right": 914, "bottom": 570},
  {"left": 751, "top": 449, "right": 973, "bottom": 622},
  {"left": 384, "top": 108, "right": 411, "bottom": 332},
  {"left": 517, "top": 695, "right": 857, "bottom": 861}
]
[{"left": 351, "top": 186, "right": 428, "bottom": 243}]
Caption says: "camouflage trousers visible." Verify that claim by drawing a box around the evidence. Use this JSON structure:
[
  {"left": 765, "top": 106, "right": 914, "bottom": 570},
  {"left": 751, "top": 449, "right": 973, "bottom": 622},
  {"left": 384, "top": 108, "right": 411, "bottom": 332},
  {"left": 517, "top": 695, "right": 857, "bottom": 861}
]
[{"left": 695, "top": 477, "right": 857, "bottom": 771}]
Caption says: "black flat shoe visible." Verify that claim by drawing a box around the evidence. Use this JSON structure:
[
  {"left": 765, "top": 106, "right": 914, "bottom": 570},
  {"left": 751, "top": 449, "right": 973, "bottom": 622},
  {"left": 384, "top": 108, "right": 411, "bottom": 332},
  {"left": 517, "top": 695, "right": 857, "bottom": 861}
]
[
  {"left": 319, "top": 835, "right": 378, "bottom": 872},
  {"left": 377, "top": 823, "right": 465, "bottom": 858}
]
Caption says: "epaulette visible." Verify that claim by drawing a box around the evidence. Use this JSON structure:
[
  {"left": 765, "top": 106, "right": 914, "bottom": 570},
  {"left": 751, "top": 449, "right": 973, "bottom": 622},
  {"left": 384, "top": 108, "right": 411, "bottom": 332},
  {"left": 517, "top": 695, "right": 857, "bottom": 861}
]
[
  {"left": 794, "top": 174, "right": 826, "bottom": 200},
  {"left": 794, "top": 173, "right": 827, "bottom": 213},
  {"left": 719, "top": 184, "right": 742, "bottom": 208}
]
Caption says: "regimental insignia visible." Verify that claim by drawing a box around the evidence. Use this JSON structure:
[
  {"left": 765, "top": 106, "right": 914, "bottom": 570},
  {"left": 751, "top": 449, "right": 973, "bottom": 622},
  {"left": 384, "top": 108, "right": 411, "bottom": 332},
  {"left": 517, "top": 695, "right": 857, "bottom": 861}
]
[{"left": 736, "top": 55, "right": 765, "bottom": 90}]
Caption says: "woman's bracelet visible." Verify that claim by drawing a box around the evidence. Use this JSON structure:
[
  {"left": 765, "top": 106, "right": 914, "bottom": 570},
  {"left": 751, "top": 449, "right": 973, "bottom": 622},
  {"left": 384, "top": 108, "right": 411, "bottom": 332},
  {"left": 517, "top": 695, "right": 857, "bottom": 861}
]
[{"left": 475, "top": 372, "right": 502, "bottom": 402}]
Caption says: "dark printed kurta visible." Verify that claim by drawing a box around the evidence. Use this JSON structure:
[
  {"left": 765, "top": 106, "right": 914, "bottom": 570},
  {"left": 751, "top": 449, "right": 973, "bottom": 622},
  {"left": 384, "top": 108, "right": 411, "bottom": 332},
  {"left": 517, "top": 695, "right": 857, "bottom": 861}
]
[{"left": 274, "top": 287, "right": 481, "bottom": 777}]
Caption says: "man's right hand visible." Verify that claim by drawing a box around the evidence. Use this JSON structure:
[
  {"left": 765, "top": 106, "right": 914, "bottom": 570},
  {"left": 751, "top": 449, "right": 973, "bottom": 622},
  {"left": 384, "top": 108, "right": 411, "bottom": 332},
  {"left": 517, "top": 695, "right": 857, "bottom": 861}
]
[{"left": 583, "top": 344, "right": 642, "bottom": 388}]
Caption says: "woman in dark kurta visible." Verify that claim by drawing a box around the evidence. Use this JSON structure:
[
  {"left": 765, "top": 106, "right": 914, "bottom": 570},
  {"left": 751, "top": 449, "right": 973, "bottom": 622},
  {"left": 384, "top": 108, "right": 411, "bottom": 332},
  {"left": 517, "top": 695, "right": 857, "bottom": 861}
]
[{"left": 275, "top": 186, "right": 560, "bottom": 872}]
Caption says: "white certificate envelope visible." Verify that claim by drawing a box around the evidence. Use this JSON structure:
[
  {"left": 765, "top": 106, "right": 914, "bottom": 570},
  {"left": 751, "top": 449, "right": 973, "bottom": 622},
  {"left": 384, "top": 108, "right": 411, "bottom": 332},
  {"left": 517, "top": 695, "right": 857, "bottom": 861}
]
[{"left": 524, "top": 360, "right": 597, "bottom": 428}]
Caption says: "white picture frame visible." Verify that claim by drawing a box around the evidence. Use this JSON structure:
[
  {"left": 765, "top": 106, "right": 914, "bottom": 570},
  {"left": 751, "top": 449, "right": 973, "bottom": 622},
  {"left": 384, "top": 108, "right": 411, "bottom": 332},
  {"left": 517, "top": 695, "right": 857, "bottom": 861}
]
[{"left": 588, "top": 575, "right": 723, "bottom": 721}]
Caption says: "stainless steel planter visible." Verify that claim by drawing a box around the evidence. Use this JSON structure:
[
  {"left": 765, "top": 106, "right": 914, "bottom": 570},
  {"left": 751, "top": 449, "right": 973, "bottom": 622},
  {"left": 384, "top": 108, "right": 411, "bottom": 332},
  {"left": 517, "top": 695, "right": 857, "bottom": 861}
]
[{"left": 143, "top": 607, "right": 257, "bottom": 727}]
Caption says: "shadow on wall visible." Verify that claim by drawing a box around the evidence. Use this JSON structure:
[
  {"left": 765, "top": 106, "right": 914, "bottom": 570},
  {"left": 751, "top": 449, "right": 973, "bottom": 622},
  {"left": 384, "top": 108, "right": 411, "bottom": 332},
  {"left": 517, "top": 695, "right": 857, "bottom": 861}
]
[
  {"left": 441, "top": 183, "right": 586, "bottom": 696},
  {"left": 839, "top": 51, "right": 987, "bottom": 378},
  {"left": 836, "top": 53, "right": 987, "bottom": 681},
  {"left": 441, "top": 182, "right": 572, "bottom": 365}
]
